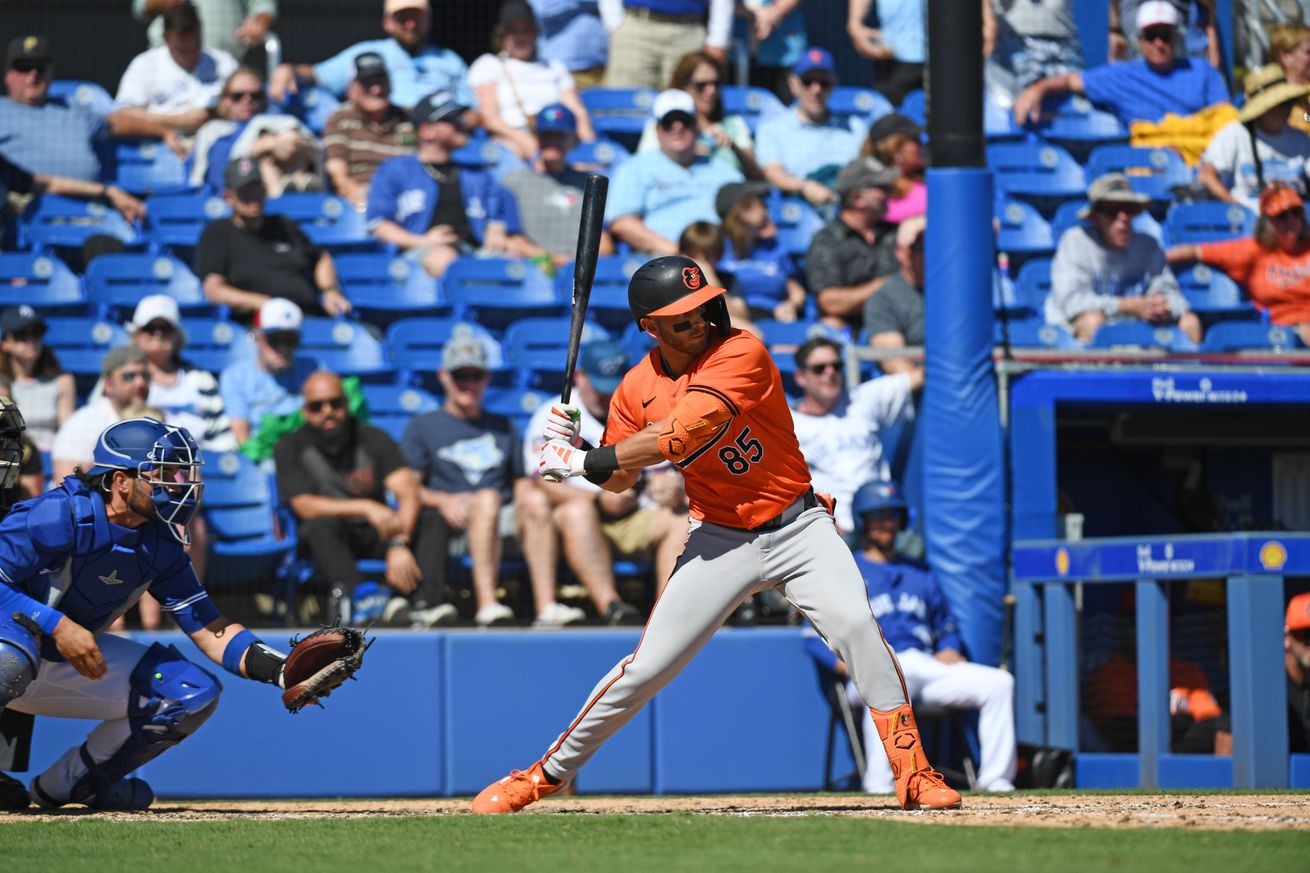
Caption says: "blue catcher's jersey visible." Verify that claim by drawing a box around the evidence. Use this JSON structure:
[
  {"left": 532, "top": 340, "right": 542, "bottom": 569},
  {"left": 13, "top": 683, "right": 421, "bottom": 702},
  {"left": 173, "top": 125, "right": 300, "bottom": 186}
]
[
  {"left": 0, "top": 477, "right": 218, "bottom": 661},
  {"left": 852, "top": 553, "right": 963, "bottom": 656}
]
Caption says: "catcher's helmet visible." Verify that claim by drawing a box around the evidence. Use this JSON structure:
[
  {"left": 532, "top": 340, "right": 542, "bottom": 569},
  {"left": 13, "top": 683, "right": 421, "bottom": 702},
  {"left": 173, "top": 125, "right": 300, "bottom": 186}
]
[
  {"left": 86, "top": 417, "right": 205, "bottom": 544},
  {"left": 851, "top": 479, "right": 908, "bottom": 526},
  {"left": 628, "top": 255, "right": 732, "bottom": 335}
]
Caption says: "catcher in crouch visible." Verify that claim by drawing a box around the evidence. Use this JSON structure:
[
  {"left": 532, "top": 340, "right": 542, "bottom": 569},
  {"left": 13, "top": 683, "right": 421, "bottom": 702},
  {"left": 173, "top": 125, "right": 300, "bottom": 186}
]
[{"left": 0, "top": 417, "right": 367, "bottom": 811}]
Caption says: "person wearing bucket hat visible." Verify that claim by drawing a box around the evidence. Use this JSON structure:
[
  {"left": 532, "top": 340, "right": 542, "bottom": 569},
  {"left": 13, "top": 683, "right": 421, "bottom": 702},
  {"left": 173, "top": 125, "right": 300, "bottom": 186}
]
[
  {"left": 1047, "top": 171, "right": 1202, "bottom": 344},
  {"left": 1195, "top": 63, "right": 1310, "bottom": 212},
  {"left": 1166, "top": 183, "right": 1310, "bottom": 347}
]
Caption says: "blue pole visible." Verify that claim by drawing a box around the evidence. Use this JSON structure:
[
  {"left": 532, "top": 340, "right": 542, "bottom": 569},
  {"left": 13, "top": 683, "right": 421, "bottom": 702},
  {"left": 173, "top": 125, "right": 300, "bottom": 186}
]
[
  {"left": 1227, "top": 575, "right": 1289, "bottom": 787},
  {"left": 1136, "top": 579, "right": 1170, "bottom": 789}
]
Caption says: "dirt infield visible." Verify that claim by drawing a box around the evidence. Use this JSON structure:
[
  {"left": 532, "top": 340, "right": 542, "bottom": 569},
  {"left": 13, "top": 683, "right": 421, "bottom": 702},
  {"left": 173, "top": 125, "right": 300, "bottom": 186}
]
[{"left": 4, "top": 794, "right": 1308, "bottom": 831}]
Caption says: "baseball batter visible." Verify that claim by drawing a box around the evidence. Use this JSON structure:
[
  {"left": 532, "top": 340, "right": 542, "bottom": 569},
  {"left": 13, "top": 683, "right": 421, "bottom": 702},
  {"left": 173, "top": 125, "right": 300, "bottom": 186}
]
[{"left": 471, "top": 256, "right": 961, "bottom": 813}]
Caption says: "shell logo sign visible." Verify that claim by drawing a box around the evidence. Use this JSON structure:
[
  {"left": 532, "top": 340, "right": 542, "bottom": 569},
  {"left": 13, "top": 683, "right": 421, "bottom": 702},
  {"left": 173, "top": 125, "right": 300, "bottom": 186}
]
[
  {"left": 1055, "top": 547, "right": 1070, "bottom": 577},
  {"left": 1259, "top": 541, "right": 1287, "bottom": 572}
]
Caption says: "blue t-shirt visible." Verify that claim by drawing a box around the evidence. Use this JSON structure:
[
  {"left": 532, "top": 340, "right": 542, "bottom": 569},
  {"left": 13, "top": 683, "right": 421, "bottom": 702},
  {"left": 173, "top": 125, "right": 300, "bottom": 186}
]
[
  {"left": 402, "top": 407, "right": 523, "bottom": 501},
  {"left": 0, "top": 96, "right": 105, "bottom": 181},
  {"left": 219, "top": 354, "right": 321, "bottom": 430},
  {"left": 313, "top": 38, "right": 474, "bottom": 110},
  {"left": 754, "top": 108, "right": 866, "bottom": 181},
  {"left": 732, "top": 0, "right": 806, "bottom": 67},
  {"left": 876, "top": 0, "right": 925, "bottom": 63},
  {"left": 604, "top": 149, "right": 744, "bottom": 243},
  {"left": 365, "top": 155, "right": 523, "bottom": 241},
  {"left": 531, "top": 0, "right": 607, "bottom": 71},
  {"left": 718, "top": 236, "right": 800, "bottom": 313},
  {"left": 1080, "top": 57, "right": 1229, "bottom": 126}
]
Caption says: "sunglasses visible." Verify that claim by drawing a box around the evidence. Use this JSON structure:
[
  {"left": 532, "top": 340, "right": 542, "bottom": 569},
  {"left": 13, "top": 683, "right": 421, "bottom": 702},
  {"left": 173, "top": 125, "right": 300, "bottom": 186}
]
[
  {"left": 265, "top": 332, "right": 300, "bottom": 348},
  {"left": 1095, "top": 203, "right": 1144, "bottom": 218},
  {"left": 800, "top": 74, "right": 834, "bottom": 90},
  {"left": 1270, "top": 207, "right": 1304, "bottom": 221},
  {"left": 8, "top": 327, "right": 45, "bottom": 342},
  {"left": 11, "top": 59, "right": 49, "bottom": 75},
  {"left": 1292, "top": 628, "right": 1310, "bottom": 643},
  {"left": 657, "top": 112, "right": 696, "bottom": 131},
  {"left": 225, "top": 89, "right": 265, "bottom": 102},
  {"left": 450, "top": 368, "right": 490, "bottom": 383},
  {"left": 865, "top": 508, "right": 905, "bottom": 523},
  {"left": 116, "top": 369, "right": 150, "bottom": 383},
  {"left": 1141, "top": 27, "right": 1175, "bottom": 43},
  {"left": 688, "top": 79, "right": 719, "bottom": 92},
  {"left": 140, "top": 321, "right": 176, "bottom": 336},
  {"left": 306, "top": 396, "right": 347, "bottom": 413},
  {"left": 803, "top": 361, "right": 841, "bottom": 375}
]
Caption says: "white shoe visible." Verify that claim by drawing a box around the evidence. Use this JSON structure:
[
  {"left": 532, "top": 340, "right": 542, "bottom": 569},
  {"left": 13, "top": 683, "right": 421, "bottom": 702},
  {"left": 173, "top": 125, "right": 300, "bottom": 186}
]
[
  {"left": 382, "top": 596, "right": 411, "bottom": 627},
  {"left": 410, "top": 603, "right": 458, "bottom": 628},
  {"left": 532, "top": 602, "right": 586, "bottom": 628},
  {"left": 475, "top": 603, "right": 515, "bottom": 627}
]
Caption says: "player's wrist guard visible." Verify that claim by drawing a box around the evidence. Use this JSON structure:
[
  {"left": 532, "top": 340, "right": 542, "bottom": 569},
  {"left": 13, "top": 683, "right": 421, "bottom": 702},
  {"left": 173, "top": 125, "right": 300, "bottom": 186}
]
[{"left": 583, "top": 444, "right": 619, "bottom": 484}]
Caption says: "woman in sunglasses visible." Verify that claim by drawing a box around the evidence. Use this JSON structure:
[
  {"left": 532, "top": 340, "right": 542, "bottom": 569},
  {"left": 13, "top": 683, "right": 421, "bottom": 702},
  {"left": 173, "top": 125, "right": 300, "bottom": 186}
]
[
  {"left": 1167, "top": 183, "right": 1310, "bottom": 347},
  {"left": 637, "top": 51, "right": 760, "bottom": 178},
  {"left": 0, "top": 306, "right": 74, "bottom": 453}
]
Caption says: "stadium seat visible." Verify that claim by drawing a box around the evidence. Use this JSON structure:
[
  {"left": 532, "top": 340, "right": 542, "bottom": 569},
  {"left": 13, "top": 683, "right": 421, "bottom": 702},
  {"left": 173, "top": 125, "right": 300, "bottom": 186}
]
[
  {"left": 1085, "top": 145, "right": 1191, "bottom": 203},
  {"left": 982, "top": 95, "right": 1023, "bottom": 142},
  {"left": 0, "top": 252, "right": 85, "bottom": 312},
  {"left": 1089, "top": 320, "right": 1198, "bottom": 352},
  {"left": 279, "top": 84, "right": 340, "bottom": 134},
  {"left": 567, "top": 137, "right": 631, "bottom": 173},
  {"left": 1051, "top": 200, "right": 1165, "bottom": 245},
  {"left": 264, "top": 193, "right": 371, "bottom": 250},
  {"left": 386, "top": 317, "right": 508, "bottom": 389},
  {"left": 992, "top": 264, "right": 1028, "bottom": 316},
  {"left": 451, "top": 134, "right": 507, "bottom": 169},
  {"left": 556, "top": 256, "right": 643, "bottom": 332},
  {"left": 1043, "top": 96, "right": 1129, "bottom": 162},
  {"left": 580, "top": 88, "right": 658, "bottom": 149},
  {"left": 753, "top": 319, "right": 843, "bottom": 349},
  {"left": 43, "top": 316, "right": 130, "bottom": 390},
  {"left": 297, "top": 318, "right": 393, "bottom": 380},
  {"left": 503, "top": 318, "right": 610, "bottom": 390},
  {"left": 771, "top": 196, "right": 826, "bottom": 258},
  {"left": 21, "top": 195, "right": 139, "bottom": 251},
  {"left": 995, "top": 199, "right": 1055, "bottom": 264},
  {"left": 720, "top": 85, "right": 786, "bottom": 133},
  {"left": 1201, "top": 321, "right": 1304, "bottom": 351},
  {"left": 1013, "top": 258, "right": 1052, "bottom": 316},
  {"left": 1164, "top": 201, "right": 1257, "bottom": 245},
  {"left": 899, "top": 89, "right": 925, "bottom": 126},
  {"left": 111, "top": 140, "right": 192, "bottom": 196},
  {"left": 178, "top": 317, "right": 247, "bottom": 373},
  {"left": 1174, "top": 264, "right": 1255, "bottom": 320},
  {"left": 441, "top": 257, "right": 565, "bottom": 329},
  {"left": 334, "top": 252, "right": 444, "bottom": 327},
  {"left": 995, "top": 317, "right": 1081, "bottom": 350},
  {"left": 47, "top": 80, "right": 113, "bottom": 117},
  {"left": 83, "top": 252, "right": 211, "bottom": 319},
  {"left": 620, "top": 321, "right": 655, "bottom": 360},
  {"left": 204, "top": 449, "right": 277, "bottom": 509},
  {"left": 143, "top": 192, "right": 231, "bottom": 250},
  {"left": 482, "top": 386, "right": 551, "bottom": 430},
  {"left": 987, "top": 143, "right": 1086, "bottom": 215},
  {"left": 828, "top": 86, "right": 893, "bottom": 127},
  {"left": 359, "top": 383, "right": 440, "bottom": 443}
]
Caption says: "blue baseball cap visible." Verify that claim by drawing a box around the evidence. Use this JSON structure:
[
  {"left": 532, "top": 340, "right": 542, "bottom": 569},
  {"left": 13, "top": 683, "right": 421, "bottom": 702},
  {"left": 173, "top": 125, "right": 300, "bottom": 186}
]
[
  {"left": 536, "top": 103, "right": 577, "bottom": 134},
  {"left": 578, "top": 340, "right": 628, "bottom": 395},
  {"left": 793, "top": 46, "right": 836, "bottom": 77},
  {"left": 412, "top": 90, "right": 467, "bottom": 126}
]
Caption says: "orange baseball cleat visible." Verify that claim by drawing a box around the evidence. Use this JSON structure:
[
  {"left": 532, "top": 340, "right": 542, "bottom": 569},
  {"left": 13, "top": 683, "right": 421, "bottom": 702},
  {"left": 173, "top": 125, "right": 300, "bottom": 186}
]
[
  {"left": 470, "top": 761, "right": 565, "bottom": 814},
  {"left": 869, "top": 703, "right": 963, "bottom": 810}
]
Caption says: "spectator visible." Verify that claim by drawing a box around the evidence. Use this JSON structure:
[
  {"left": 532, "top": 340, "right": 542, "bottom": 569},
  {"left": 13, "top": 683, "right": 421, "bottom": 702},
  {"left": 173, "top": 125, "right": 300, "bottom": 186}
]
[
  {"left": 636, "top": 51, "right": 760, "bottom": 178},
  {"left": 605, "top": 89, "right": 744, "bottom": 254},
  {"left": 1166, "top": 183, "right": 1310, "bottom": 347},
  {"left": 1046, "top": 172, "right": 1201, "bottom": 344},
  {"left": 502, "top": 103, "right": 615, "bottom": 263},
  {"left": 322, "top": 52, "right": 418, "bottom": 209},
  {"left": 196, "top": 157, "right": 351, "bottom": 320},
  {"left": 982, "top": 0, "right": 1082, "bottom": 110},
  {"left": 1013, "top": 1, "right": 1227, "bottom": 128},
  {"left": 0, "top": 36, "right": 108, "bottom": 182},
  {"left": 0, "top": 152, "right": 145, "bottom": 242},
  {"left": 276, "top": 371, "right": 455, "bottom": 627},
  {"left": 109, "top": 3, "right": 238, "bottom": 155},
  {"left": 735, "top": 0, "right": 809, "bottom": 102},
  {"left": 470, "top": 0, "right": 597, "bottom": 162},
  {"left": 804, "top": 158, "right": 899, "bottom": 333},
  {"left": 270, "top": 0, "right": 474, "bottom": 110},
  {"left": 401, "top": 333, "right": 546, "bottom": 628},
  {"left": 846, "top": 0, "right": 925, "bottom": 106},
  {"left": 790, "top": 338, "right": 919, "bottom": 536},
  {"left": 755, "top": 48, "right": 866, "bottom": 208},
  {"left": 0, "top": 307, "right": 75, "bottom": 454},
  {"left": 863, "top": 215, "right": 925, "bottom": 375},
  {"left": 219, "top": 298, "right": 321, "bottom": 445},
  {"left": 862, "top": 112, "right": 925, "bottom": 224},
  {"left": 806, "top": 479, "right": 1017, "bottom": 793},
  {"left": 51, "top": 347, "right": 150, "bottom": 483},
  {"left": 1112, "top": 1, "right": 1219, "bottom": 68},
  {"left": 1196, "top": 65, "right": 1310, "bottom": 212},
  {"left": 530, "top": 0, "right": 608, "bottom": 87},
  {"left": 1237, "top": 5, "right": 1310, "bottom": 81},
  {"left": 1271, "top": 23, "right": 1310, "bottom": 136},
  {"left": 1286, "top": 593, "right": 1310, "bottom": 754},
  {"left": 601, "top": 0, "right": 733, "bottom": 88},
  {"left": 133, "top": 0, "right": 277, "bottom": 62},
  {"left": 519, "top": 340, "right": 676, "bottom": 624},
  {"left": 190, "top": 67, "right": 322, "bottom": 195},
  {"left": 716, "top": 181, "right": 807, "bottom": 322}
]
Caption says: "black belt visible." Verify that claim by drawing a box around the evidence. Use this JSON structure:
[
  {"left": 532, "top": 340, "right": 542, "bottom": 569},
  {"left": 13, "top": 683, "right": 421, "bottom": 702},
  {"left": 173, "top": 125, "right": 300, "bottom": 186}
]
[
  {"left": 749, "top": 488, "right": 817, "bottom": 532},
  {"left": 625, "top": 5, "right": 705, "bottom": 25}
]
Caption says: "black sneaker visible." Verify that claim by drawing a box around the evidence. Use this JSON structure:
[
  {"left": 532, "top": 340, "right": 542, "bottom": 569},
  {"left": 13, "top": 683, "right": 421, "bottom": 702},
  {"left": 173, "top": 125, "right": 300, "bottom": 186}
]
[
  {"left": 605, "top": 601, "right": 643, "bottom": 626},
  {"left": 0, "top": 773, "right": 28, "bottom": 810}
]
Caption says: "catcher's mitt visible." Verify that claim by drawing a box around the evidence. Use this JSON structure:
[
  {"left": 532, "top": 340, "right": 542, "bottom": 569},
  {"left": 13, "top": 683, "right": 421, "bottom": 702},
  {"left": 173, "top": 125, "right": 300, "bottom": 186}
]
[{"left": 281, "top": 625, "right": 372, "bottom": 713}]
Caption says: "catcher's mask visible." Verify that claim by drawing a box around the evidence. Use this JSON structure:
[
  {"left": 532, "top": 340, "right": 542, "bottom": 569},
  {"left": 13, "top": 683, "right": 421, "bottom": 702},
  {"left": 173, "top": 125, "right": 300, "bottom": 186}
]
[{"left": 86, "top": 417, "right": 205, "bottom": 545}]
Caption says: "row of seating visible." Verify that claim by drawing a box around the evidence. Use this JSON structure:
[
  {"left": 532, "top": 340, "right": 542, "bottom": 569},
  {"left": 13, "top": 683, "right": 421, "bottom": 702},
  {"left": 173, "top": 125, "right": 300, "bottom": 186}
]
[{"left": 996, "top": 317, "right": 1304, "bottom": 353}]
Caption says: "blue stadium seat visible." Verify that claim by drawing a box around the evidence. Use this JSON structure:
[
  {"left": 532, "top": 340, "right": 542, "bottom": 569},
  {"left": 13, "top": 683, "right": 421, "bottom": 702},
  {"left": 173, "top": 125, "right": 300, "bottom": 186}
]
[
  {"left": 995, "top": 317, "right": 1081, "bottom": 349},
  {"left": 983, "top": 95, "right": 1023, "bottom": 142},
  {"left": 441, "top": 257, "right": 565, "bottom": 329},
  {"left": 451, "top": 134, "right": 507, "bottom": 169},
  {"left": 360, "top": 384, "right": 440, "bottom": 443},
  {"left": 771, "top": 196, "right": 826, "bottom": 258},
  {"left": 204, "top": 450, "right": 277, "bottom": 509},
  {"left": 1164, "top": 201, "right": 1257, "bottom": 245},
  {"left": 503, "top": 318, "right": 610, "bottom": 390},
  {"left": 1043, "top": 96, "right": 1129, "bottom": 162},
  {"left": 992, "top": 265, "right": 1027, "bottom": 316},
  {"left": 581, "top": 88, "right": 658, "bottom": 149},
  {"left": 995, "top": 199, "right": 1055, "bottom": 263},
  {"left": 1085, "top": 145, "right": 1191, "bottom": 203},
  {"left": 0, "top": 252, "right": 85, "bottom": 312},
  {"left": 1201, "top": 321, "right": 1304, "bottom": 352},
  {"left": 21, "top": 195, "right": 138, "bottom": 250},
  {"left": 264, "top": 193, "right": 371, "bottom": 250},
  {"left": 899, "top": 89, "right": 925, "bottom": 126},
  {"left": 386, "top": 318, "right": 508, "bottom": 387},
  {"left": 179, "top": 317, "right": 247, "bottom": 373},
  {"left": 482, "top": 386, "right": 551, "bottom": 431},
  {"left": 47, "top": 80, "right": 113, "bottom": 117},
  {"left": 1089, "top": 320, "right": 1198, "bottom": 351},
  {"left": 43, "top": 316, "right": 130, "bottom": 389},
  {"left": 279, "top": 85, "right": 340, "bottom": 134},
  {"left": 83, "top": 252, "right": 210, "bottom": 319},
  {"left": 143, "top": 192, "right": 231, "bottom": 250},
  {"left": 720, "top": 85, "right": 786, "bottom": 133},
  {"left": 567, "top": 137, "right": 631, "bottom": 173},
  {"left": 297, "top": 318, "right": 393, "bottom": 380},
  {"left": 1174, "top": 264, "right": 1255, "bottom": 319},
  {"left": 753, "top": 319, "right": 844, "bottom": 349},
  {"left": 1014, "top": 258, "right": 1052, "bottom": 315},
  {"left": 111, "top": 141, "right": 192, "bottom": 196},
  {"left": 1051, "top": 200, "right": 1165, "bottom": 245},
  {"left": 828, "top": 86, "right": 893, "bottom": 127},
  {"left": 987, "top": 143, "right": 1086, "bottom": 215},
  {"left": 556, "top": 256, "right": 643, "bottom": 332},
  {"left": 620, "top": 321, "right": 654, "bottom": 360},
  {"left": 334, "top": 252, "right": 443, "bottom": 327}
]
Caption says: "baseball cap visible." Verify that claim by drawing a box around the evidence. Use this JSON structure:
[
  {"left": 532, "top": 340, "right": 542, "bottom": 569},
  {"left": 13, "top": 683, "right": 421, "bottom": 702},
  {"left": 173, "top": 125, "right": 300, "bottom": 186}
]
[
  {"left": 896, "top": 215, "right": 926, "bottom": 249},
  {"left": 1, "top": 305, "right": 45, "bottom": 337},
  {"left": 100, "top": 344, "right": 147, "bottom": 378},
  {"left": 412, "top": 90, "right": 467, "bottom": 126},
  {"left": 1287, "top": 593, "right": 1310, "bottom": 632},
  {"left": 441, "top": 334, "right": 488, "bottom": 371},
  {"left": 497, "top": 0, "right": 537, "bottom": 28},
  {"left": 224, "top": 157, "right": 263, "bottom": 191},
  {"left": 384, "top": 0, "right": 428, "bottom": 14},
  {"left": 1259, "top": 183, "right": 1305, "bottom": 217},
  {"left": 868, "top": 112, "right": 923, "bottom": 144},
  {"left": 255, "top": 298, "right": 304, "bottom": 334},
  {"left": 792, "top": 47, "right": 836, "bottom": 77},
  {"left": 353, "top": 51, "right": 389, "bottom": 83},
  {"left": 652, "top": 88, "right": 696, "bottom": 123},
  {"left": 1135, "top": 0, "right": 1180, "bottom": 33},
  {"left": 578, "top": 340, "right": 628, "bottom": 395},
  {"left": 6, "top": 35, "right": 51, "bottom": 69},
  {"left": 1078, "top": 172, "right": 1152, "bottom": 218},
  {"left": 715, "top": 181, "right": 772, "bottom": 219},
  {"left": 536, "top": 103, "right": 577, "bottom": 134},
  {"left": 128, "top": 294, "right": 183, "bottom": 333},
  {"left": 835, "top": 158, "right": 898, "bottom": 199}
]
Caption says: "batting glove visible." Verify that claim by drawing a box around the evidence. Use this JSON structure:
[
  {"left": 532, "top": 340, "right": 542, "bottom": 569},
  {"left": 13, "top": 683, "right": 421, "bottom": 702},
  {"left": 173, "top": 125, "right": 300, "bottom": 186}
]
[
  {"left": 539, "top": 439, "right": 587, "bottom": 482},
  {"left": 543, "top": 402, "right": 582, "bottom": 447}
]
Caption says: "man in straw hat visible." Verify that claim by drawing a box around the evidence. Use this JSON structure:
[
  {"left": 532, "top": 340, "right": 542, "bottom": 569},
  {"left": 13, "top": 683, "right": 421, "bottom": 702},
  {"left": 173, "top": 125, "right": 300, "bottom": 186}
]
[{"left": 1197, "top": 63, "right": 1310, "bottom": 213}]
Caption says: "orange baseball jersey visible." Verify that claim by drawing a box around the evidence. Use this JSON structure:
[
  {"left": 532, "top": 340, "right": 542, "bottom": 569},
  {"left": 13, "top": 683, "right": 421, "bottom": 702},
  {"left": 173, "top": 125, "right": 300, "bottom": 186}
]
[{"left": 603, "top": 329, "right": 811, "bottom": 529}]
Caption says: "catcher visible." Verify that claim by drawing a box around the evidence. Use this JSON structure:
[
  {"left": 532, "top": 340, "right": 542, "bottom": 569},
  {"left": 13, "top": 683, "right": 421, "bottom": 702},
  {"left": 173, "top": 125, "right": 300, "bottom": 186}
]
[{"left": 0, "top": 417, "right": 367, "bottom": 811}]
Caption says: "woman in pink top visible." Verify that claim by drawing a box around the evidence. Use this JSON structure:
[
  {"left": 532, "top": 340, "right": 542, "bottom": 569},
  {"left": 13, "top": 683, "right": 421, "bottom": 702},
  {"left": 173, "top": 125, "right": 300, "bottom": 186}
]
[{"left": 863, "top": 112, "right": 925, "bottom": 224}]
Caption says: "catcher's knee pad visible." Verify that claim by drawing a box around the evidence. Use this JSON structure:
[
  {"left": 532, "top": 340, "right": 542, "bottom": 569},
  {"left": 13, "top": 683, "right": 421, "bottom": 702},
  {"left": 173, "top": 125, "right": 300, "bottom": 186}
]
[{"left": 0, "top": 621, "right": 39, "bottom": 707}]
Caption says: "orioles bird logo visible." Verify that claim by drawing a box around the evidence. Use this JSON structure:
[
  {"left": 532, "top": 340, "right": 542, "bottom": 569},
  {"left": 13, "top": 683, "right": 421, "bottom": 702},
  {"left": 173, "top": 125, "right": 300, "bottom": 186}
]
[{"left": 682, "top": 266, "right": 702, "bottom": 290}]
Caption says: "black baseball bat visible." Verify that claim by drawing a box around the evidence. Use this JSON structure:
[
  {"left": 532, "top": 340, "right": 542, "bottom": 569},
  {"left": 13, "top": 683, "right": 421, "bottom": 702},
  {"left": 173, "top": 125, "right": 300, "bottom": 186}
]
[{"left": 561, "top": 172, "right": 608, "bottom": 404}]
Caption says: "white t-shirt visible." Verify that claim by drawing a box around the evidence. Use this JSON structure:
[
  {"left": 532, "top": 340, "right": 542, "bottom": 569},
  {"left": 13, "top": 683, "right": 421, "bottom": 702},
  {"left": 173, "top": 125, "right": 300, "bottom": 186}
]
[
  {"left": 1201, "top": 119, "right": 1310, "bottom": 213},
  {"left": 113, "top": 45, "right": 238, "bottom": 114},
  {"left": 468, "top": 53, "right": 575, "bottom": 131},
  {"left": 791, "top": 373, "right": 915, "bottom": 531},
  {"left": 51, "top": 398, "right": 121, "bottom": 468}
]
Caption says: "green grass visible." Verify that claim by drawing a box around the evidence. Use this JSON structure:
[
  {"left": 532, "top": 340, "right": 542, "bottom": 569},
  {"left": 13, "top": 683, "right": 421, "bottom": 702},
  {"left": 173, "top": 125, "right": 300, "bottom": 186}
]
[{"left": 8, "top": 815, "right": 1308, "bottom": 873}]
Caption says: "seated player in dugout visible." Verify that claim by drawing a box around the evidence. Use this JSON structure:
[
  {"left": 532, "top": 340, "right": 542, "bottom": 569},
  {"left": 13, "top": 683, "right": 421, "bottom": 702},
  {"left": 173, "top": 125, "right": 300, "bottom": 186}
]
[{"left": 471, "top": 256, "right": 962, "bottom": 814}]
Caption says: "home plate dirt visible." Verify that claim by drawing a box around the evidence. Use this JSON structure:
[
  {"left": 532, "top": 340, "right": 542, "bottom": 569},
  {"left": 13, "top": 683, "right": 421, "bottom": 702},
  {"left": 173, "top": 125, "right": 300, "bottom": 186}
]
[{"left": 3, "top": 794, "right": 1307, "bottom": 831}]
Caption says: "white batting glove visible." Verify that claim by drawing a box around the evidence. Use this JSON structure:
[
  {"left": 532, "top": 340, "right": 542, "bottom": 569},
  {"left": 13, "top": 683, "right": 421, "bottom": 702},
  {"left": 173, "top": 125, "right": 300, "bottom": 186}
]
[
  {"left": 539, "top": 439, "right": 587, "bottom": 482},
  {"left": 543, "top": 403, "right": 582, "bottom": 447}
]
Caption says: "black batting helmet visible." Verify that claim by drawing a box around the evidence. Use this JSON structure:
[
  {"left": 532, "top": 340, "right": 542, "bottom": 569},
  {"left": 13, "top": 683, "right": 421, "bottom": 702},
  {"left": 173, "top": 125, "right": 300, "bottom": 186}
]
[{"left": 628, "top": 256, "right": 732, "bottom": 336}]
